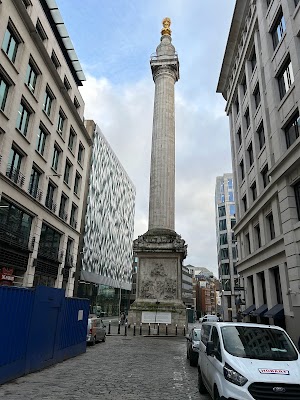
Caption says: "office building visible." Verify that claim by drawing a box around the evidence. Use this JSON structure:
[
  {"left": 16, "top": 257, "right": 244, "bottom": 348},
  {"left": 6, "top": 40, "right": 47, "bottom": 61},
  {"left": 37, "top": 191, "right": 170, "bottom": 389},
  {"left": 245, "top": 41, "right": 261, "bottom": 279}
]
[
  {"left": 217, "top": 0, "right": 300, "bottom": 342},
  {"left": 77, "top": 124, "right": 136, "bottom": 316},
  {"left": 0, "top": 0, "right": 92, "bottom": 295},
  {"left": 215, "top": 174, "right": 240, "bottom": 321}
]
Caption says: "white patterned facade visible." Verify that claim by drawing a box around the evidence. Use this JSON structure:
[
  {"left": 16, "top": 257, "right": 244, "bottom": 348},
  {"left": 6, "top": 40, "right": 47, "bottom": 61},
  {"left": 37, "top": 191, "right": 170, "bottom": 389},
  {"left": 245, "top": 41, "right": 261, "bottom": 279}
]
[{"left": 81, "top": 124, "right": 136, "bottom": 290}]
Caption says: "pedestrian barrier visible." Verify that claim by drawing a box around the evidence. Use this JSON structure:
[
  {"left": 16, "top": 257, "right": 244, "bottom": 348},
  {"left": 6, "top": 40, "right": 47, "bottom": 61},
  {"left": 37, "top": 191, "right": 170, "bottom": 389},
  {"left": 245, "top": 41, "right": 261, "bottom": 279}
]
[
  {"left": 106, "top": 321, "right": 188, "bottom": 337},
  {"left": 0, "top": 285, "right": 89, "bottom": 385}
]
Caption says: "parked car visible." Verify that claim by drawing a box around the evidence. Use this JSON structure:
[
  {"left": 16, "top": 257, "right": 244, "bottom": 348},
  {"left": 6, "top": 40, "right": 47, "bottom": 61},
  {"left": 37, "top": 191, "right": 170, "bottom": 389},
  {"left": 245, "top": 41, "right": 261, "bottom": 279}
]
[
  {"left": 199, "top": 314, "right": 219, "bottom": 323},
  {"left": 186, "top": 327, "right": 201, "bottom": 366},
  {"left": 197, "top": 322, "right": 300, "bottom": 400},
  {"left": 86, "top": 316, "right": 106, "bottom": 345}
]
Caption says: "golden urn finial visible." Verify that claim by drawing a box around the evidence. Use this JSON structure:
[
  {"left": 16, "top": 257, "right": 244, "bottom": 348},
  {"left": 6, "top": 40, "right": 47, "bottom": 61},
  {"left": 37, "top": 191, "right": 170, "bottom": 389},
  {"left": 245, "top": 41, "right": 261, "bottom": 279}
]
[{"left": 161, "top": 17, "right": 171, "bottom": 36}]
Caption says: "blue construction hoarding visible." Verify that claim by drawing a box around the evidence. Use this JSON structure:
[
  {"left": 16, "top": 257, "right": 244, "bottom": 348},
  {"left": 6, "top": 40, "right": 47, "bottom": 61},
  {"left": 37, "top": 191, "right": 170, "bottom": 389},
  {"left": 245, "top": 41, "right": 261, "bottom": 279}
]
[{"left": 0, "top": 285, "right": 89, "bottom": 385}]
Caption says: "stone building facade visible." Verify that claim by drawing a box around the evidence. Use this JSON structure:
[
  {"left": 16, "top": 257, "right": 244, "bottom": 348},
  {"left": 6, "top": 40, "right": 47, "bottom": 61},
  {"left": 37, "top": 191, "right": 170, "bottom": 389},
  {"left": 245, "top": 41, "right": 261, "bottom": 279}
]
[
  {"left": 0, "top": 0, "right": 92, "bottom": 295},
  {"left": 217, "top": 0, "right": 300, "bottom": 342}
]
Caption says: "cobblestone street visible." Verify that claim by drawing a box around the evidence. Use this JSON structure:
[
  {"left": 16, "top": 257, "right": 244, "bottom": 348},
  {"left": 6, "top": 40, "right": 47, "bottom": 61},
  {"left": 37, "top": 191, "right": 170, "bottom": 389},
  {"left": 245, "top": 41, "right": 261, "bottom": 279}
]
[{"left": 0, "top": 325, "right": 209, "bottom": 400}]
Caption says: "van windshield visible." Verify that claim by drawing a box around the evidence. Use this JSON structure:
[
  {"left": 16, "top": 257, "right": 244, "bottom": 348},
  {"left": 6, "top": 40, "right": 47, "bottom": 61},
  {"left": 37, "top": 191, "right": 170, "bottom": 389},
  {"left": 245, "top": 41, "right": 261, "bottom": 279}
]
[{"left": 221, "top": 326, "right": 298, "bottom": 361}]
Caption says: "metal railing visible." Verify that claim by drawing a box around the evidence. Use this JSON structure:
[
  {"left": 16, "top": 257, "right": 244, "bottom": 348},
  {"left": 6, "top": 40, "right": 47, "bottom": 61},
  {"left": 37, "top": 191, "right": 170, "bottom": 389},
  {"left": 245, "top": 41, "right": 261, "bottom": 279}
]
[
  {"left": 45, "top": 198, "right": 57, "bottom": 213},
  {"left": 28, "top": 187, "right": 43, "bottom": 202},
  {"left": 0, "top": 222, "right": 31, "bottom": 251},
  {"left": 6, "top": 165, "right": 25, "bottom": 188}
]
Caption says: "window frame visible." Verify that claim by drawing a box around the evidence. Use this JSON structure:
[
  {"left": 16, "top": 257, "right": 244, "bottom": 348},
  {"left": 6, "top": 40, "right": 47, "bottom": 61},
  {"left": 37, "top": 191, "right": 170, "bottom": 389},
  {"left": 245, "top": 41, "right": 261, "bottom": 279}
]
[
  {"left": 2, "top": 24, "right": 20, "bottom": 63},
  {"left": 278, "top": 57, "right": 294, "bottom": 100},
  {"left": 64, "top": 159, "right": 72, "bottom": 185},
  {"left": 257, "top": 122, "right": 265, "bottom": 150},
  {"left": 271, "top": 9, "right": 286, "bottom": 50},
  {"left": 16, "top": 99, "right": 32, "bottom": 137},
  {"left": 43, "top": 86, "right": 55, "bottom": 117},
  {"left": 36, "top": 125, "right": 47, "bottom": 156}
]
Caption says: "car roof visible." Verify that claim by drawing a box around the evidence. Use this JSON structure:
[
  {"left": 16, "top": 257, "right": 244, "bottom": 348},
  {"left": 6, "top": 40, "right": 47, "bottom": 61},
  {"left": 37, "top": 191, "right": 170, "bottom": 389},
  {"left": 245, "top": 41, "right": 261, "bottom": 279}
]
[{"left": 202, "top": 321, "right": 286, "bottom": 331}]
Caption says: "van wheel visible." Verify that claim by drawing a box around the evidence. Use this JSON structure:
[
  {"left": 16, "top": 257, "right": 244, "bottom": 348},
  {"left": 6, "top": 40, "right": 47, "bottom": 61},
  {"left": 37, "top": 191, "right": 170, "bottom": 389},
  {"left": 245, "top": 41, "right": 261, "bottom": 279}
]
[
  {"left": 102, "top": 335, "right": 106, "bottom": 342},
  {"left": 91, "top": 336, "right": 96, "bottom": 346},
  {"left": 198, "top": 368, "right": 207, "bottom": 394},
  {"left": 214, "top": 386, "right": 221, "bottom": 400}
]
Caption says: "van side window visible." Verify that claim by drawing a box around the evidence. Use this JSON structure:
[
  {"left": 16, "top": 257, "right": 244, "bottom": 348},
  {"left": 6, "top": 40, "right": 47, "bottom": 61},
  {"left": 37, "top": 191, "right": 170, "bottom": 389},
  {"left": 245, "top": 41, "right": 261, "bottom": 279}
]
[
  {"left": 201, "top": 325, "right": 211, "bottom": 346},
  {"left": 211, "top": 326, "right": 222, "bottom": 362}
]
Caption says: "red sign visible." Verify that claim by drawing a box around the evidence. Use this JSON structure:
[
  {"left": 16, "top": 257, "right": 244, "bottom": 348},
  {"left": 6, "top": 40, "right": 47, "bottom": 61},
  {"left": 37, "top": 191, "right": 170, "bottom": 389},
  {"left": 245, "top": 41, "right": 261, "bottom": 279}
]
[{"left": 0, "top": 268, "right": 14, "bottom": 285}]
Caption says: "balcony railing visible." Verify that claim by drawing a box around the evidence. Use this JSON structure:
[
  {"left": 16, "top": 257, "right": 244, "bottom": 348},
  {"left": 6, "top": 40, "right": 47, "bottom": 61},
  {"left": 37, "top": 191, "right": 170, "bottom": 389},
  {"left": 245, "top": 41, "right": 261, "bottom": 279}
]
[
  {"left": 45, "top": 198, "right": 57, "bottom": 213},
  {"left": 37, "top": 247, "right": 64, "bottom": 263},
  {"left": 29, "top": 187, "right": 43, "bottom": 202},
  {"left": 0, "top": 222, "right": 31, "bottom": 251},
  {"left": 6, "top": 165, "right": 25, "bottom": 188},
  {"left": 59, "top": 210, "right": 68, "bottom": 221}
]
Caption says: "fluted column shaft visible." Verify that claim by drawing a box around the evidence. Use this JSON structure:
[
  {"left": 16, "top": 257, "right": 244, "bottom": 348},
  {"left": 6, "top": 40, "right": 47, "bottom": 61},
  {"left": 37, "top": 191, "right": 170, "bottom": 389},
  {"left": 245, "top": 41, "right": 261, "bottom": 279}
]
[{"left": 148, "top": 65, "right": 177, "bottom": 230}]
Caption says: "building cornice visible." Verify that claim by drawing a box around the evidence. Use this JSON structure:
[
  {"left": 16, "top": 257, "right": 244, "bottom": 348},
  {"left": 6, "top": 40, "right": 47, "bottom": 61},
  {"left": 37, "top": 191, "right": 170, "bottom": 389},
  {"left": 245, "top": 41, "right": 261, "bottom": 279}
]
[{"left": 216, "top": 0, "right": 251, "bottom": 99}]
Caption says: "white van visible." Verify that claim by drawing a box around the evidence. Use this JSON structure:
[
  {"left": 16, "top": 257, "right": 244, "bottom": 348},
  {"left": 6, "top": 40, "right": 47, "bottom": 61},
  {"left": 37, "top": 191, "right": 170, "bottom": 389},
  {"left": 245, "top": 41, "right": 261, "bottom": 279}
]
[
  {"left": 198, "top": 322, "right": 300, "bottom": 400},
  {"left": 199, "top": 315, "right": 219, "bottom": 323}
]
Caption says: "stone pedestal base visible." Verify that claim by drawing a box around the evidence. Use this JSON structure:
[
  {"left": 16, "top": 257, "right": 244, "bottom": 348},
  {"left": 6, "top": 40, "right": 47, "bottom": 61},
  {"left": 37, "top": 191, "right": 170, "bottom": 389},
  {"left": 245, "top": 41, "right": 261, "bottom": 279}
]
[
  {"left": 129, "top": 228, "right": 188, "bottom": 335},
  {"left": 128, "top": 299, "right": 187, "bottom": 336}
]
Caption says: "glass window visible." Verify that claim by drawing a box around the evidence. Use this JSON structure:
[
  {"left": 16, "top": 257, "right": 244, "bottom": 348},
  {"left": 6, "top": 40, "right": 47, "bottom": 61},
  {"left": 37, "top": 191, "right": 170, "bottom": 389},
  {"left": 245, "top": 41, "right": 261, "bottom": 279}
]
[
  {"left": 218, "top": 206, "right": 226, "bottom": 217},
  {"left": 51, "top": 50, "right": 60, "bottom": 69},
  {"left": 222, "top": 279, "right": 230, "bottom": 291},
  {"left": 241, "top": 76, "right": 247, "bottom": 96},
  {"left": 257, "top": 123, "right": 265, "bottom": 150},
  {"left": 64, "top": 160, "right": 72, "bottom": 184},
  {"left": 43, "top": 87, "right": 54, "bottom": 117},
  {"left": 245, "top": 232, "right": 251, "bottom": 254},
  {"left": 74, "top": 96, "right": 80, "bottom": 109},
  {"left": 251, "top": 181, "right": 257, "bottom": 201},
  {"left": 254, "top": 224, "right": 261, "bottom": 249},
  {"left": 237, "top": 128, "right": 242, "bottom": 147},
  {"left": 68, "top": 129, "right": 76, "bottom": 151},
  {"left": 278, "top": 59, "right": 294, "bottom": 100},
  {"left": 28, "top": 166, "right": 41, "bottom": 198},
  {"left": 2, "top": 26, "right": 19, "bottom": 63},
  {"left": 221, "top": 263, "right": 230, "bottom": 275},
  {"left": 240, "top": 159, "right": 245, "bottom": 180},
  {"left": 36, "top": 126, "right": 47, "bottom": 155},
  {"left": 229, "top": 204, "right": 235, "bottom": 216},
  {"left": 64, "top": 76, "right": 71, "bottom": 91},
  {"left": 36, "top": 19, "right": 47, "bottom": 41},
  {"left": 228, "top": 179, "right": 233, "bottom": 189},
  {"left": 272, "top": 10, "right": 286, "bottom": 49},
  {"left": 201, "top": 325, "right": 211, "bottom": 346},
  {"left": 59, "top": 194, "right": 68, "bottom": 220},
  {"left": 45, "top": 182, "right": 56, "bottom": 211},
  {"left": 70, "top": 203, "right": 78, "bottom": 228},
  {"left": 52, "top": 145, "right": 60, "bottom": 171},
  {"left": 0, "top": 75, "right": 9, "bottom": 111},
  {"left": 267, "top": 212, "right": 275, "bottom": 240},
  {"left": 221, "top": 326, "right": 297, "bottom": 360},
  {"left": 228, "top": 191, "right": 234, "bottom": 202},
  {"left": 16, "top": 101, "right": 30, "bottom": 136},
  {"left": 57, "top": 110, "right": 65, "bottom": 136},
  {"left": 235, "top": 97, "right": 239, "bottom": 115},
  {"left": 39, "top": 224, "right": 61, "bottom": 259},
  {"left": 244, "top": 109, "right": 250, "bottom": 129},
  {"left": 261, "top": 165, "right": 269, "bottom": 188},
  {"left": 6, "top": 147, "right": 22, "bottom": 184},
  {"left": 220, "top": 248, "right": 229, "bottom": 260},
  {"left": 254, "top": 84, "right": 261, "bottom": 108},
  {"left": 25, "top": 60, "right": 38, "bottom": 93},
  {"left": 219, "top": 219, "right": 227, "bottom": 231},
  {"left": 285, "top": 113, "right": 300, "bottom": 149},
  {"left": 78, "top": 143, "right": 84, "bottom": 164},
  {"left": 74, "top": 172, "right": 81, "bottom": 195},
  {"left": 242, "top": 195, "right": 247, "bottom": 212},
  {"left": 220, "top": 233, "right": 228, "bottom": 245},
  {"left": 295, "top": 181, "right": 300, "bottom": 220},
  {"left": 211, "top": 327, "right": 222, "bottom": 361},
  {"left": 248, "top": 142, "right": 254, "bottom": 167}
]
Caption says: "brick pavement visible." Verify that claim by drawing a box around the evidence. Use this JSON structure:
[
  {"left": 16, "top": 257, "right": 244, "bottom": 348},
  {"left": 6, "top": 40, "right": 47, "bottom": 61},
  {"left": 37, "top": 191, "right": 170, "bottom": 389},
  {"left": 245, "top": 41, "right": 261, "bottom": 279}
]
[{"left": 0, "top": 324, "right": 209, "bottom": 400}]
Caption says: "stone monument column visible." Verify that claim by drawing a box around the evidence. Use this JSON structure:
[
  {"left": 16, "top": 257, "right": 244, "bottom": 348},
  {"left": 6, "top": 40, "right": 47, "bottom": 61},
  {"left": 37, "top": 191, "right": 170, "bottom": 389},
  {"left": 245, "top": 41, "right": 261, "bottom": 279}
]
[{"left": 128, "top": 19, "right": 187, "bottom": 334}]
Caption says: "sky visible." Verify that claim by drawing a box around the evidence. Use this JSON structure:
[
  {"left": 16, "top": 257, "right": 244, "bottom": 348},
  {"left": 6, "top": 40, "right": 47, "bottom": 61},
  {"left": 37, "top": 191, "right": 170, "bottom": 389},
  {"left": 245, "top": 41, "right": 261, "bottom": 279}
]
[{"left": 56, "top": 0, "right": 236, "bottom": 276}]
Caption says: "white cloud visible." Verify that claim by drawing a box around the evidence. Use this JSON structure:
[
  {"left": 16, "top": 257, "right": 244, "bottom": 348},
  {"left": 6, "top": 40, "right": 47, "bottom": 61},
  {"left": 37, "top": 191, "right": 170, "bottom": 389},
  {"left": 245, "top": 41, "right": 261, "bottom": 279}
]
[{"left": 80, "top": 70, "right": 231, "bottom": 276}]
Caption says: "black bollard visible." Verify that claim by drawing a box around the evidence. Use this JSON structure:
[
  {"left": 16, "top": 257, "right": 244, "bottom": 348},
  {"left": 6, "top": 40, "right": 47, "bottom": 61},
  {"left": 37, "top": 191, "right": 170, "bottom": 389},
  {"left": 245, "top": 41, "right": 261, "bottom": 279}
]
[
  {"left": 166, "top": 324, "right": 168, "bottom": 335},
  {"left": 176, "top": 324, "right": 178, "bottom": 336},
  {"left": 183, "top": 325, "right": 186, "bottom": 336},
  {"left": 140, "top": 323, "right": 142, "bottom": 335},
  {"left": 124, "top": 322, "right": 127, "bottom": 336},
  {"left": 148, "top": 323, "right": 151, "bottom": 335},
  {"left": 108, "top": 321, "right": 111, "bottom": 335},
  {"left": 133, "top": 323, "right": 136, "bottom": 336},
  {"left": 157, "top": 323, "right": 160, "bottom": 335},
  {"left": 118, "top": 321, "right": 121, "bottom": 334}
]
